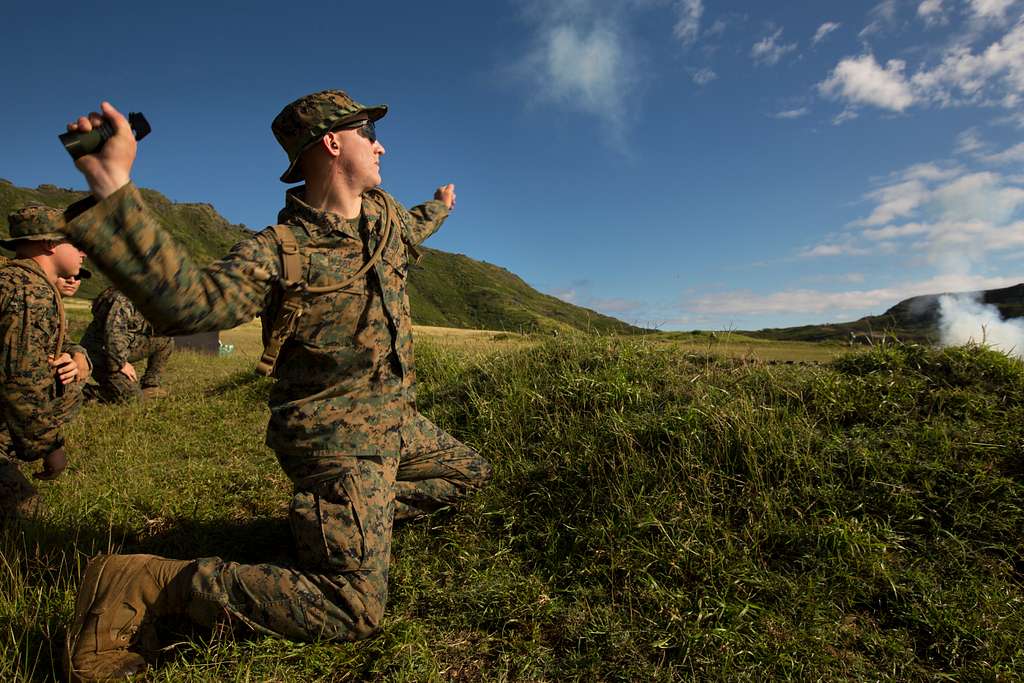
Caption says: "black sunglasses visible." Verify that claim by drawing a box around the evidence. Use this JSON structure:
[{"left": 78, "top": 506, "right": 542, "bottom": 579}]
[{"left": 334, "top": 119, "right": 377, "bottom": 144}]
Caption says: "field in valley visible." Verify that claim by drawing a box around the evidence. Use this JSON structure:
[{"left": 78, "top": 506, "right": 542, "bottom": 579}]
[{"left": 2, "top": 308, "right": 1022, "bottom": 681}]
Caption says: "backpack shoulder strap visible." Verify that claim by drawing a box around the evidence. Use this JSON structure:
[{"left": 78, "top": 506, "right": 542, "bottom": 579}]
[
  {"left": 255, "top": 225, "right": 306, "bottom": 377},
  {"left": 255, "top": 196, "right": 399, "bottom": 376}
]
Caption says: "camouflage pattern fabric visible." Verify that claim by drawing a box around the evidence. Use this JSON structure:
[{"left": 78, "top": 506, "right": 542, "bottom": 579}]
[
  {"left": 0, "top": 259, "right": 87, "bottom": 517},
  {"left": 80, "top": 287, "right": 174, "bottom": 403},
  {"left": 65, "top": 183, "right": 492, "bottom": 642},
  {"left": 0, "top": 205, "right": 68, "bottom": 248},
  {"left": 0, "top": 259, "right": 87, "bottom": 461}
]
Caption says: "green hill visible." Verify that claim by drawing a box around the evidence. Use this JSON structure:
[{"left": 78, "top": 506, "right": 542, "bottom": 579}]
[
  {"left": 407, "top": 248, "right": 637, "bottom": 334},
  {"left": 0, "top": 179, "right": 250, "bottom": 300},
  {"left": 1, "top": 179, "right": 639, "bottom": 334}
]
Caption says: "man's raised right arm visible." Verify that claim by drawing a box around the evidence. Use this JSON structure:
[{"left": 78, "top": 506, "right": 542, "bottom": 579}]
[
  {"left": 64, "top": 184, "right": 279, "bottom": 334},
  {"left": 62, "top": 102, "right": 278, "bottom": 334}
]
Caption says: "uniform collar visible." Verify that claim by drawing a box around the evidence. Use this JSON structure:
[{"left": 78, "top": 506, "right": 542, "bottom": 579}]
[
  {"left": 278, "top": 186, "right": 392, "bottom": 242},
  {"left": 279, "top": 186, "right": 363, "bottom": 241},
  {"left": 7, "top": 257, "right": 50, "bottom": 282}
]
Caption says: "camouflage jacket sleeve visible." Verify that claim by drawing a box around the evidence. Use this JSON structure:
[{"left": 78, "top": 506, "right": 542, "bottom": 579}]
[
  {"left": 102, "top": 295, "right": 137, "bottom": 369},
  {"left": 62, "top": 342, "right": 92, "bottom": 372},
  {"left": 64, "top": 183, "right": 279, "bottom": 335},
  {"left": 0, "top": 279, "right": 63, "bottom": 461},
  {"left": 405, "top": 199, "right": 449, "bottom": 246}
]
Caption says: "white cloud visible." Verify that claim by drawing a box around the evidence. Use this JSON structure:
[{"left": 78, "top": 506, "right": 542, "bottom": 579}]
[
  {"left": 863, "top": 221, "right": 931, "bottom": 241},
  {"left": 521, "top": 22, "right": 633, "bottom": 127},
  {"left": 931, "top": 171, "right": 1024, "bottom": 222},
  {"left": 690, "top": 287, "right": 900, "bottom": 316},
  {"left": 833, "top": 108, "right": 859, "bottom": 125},
  {"left": 772, "top": 107, "right": 809, "bottom": 119},
  {"left": 705, "top": 18, "right": 727, "bottom": 37},
  {"left": 688, "top": 273, "right": 1021, "bottom": 317},
  {"left": 910, "top": 19, "right": 1024, "bottom": 108},
  {"left": 861, "top": 179, "right": 931, "bottom": 225},
  {"left": 819, "top": 54, "right": 915, "bottom": 111},
  {"left": 799, "top": 243, "right": 870, "bottom": 258},
  {"left": 899, "top": 162, "right": 964, "bottom": 182},
  {"left": 981, "top": 141, "right": 1024, "bottom": 163},
  {"left": 812, "top": 21, "right": 841, "bottom": 46},
  {"left": 751, "top": 27, "right": 798, "bottom": 66},
  {"left": 968, "top": 0, "right": 1021, "bottom": 23},
  {"left": 691, "top": 67, "right": 717, "bottom": 85},
  {"left": 955, "top": 127, "right": 987, "bottom": 155},
  {"left": 797, "top": 161, "right": 1024, "bottom": 274},
  {"left": 823, "top": 18, "right": 1024, "bottom": 114},
  {"left": 674, "top": 0, "right": 703, "bottom": 46},
  {"left": 860, "top": 0, "right": 900, "bottom": 38},
  {"left": 917, "top": 0, "right": 948, "bottom": 27},
  {"left": 839, "top": 166, "right": 1024, "bottom": 268},
  {"left": 590, "top": 297, "right": 646, "bottom": 314}
]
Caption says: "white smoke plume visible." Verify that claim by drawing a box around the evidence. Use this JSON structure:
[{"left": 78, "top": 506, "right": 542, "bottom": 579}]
[{"left": 938, "top": 294, "right": 1024, "bottom": 358}]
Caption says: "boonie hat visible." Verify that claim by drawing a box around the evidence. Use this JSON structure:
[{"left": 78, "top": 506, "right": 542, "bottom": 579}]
[
  {"left": 272, "top": 89, "right": 387, "bottom": 184},
  {"left": 1, "top": 205, "right": 66, "bottom": 249}
]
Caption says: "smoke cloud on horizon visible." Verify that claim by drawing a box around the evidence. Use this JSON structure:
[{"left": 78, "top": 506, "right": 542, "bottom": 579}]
[{"left": 938, "top": 294, "right": 1024, "bottom": 359}]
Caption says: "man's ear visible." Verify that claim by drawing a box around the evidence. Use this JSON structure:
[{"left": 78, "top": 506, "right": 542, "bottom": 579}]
[{"left": 321, "top": 131, "right": 342, "bottom": 155}]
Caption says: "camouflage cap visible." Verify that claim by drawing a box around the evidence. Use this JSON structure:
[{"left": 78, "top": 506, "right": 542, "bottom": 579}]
[
  {"left": 272, "top": 89, "right": 387, "bottom": 184},
  {"left": 0, "top": 204, "right": 67, "bottom": 249}
]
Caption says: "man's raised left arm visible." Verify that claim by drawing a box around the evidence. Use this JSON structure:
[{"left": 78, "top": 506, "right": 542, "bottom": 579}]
[{"left": 406, "top": 183, "right": 456, "bottom": 246}]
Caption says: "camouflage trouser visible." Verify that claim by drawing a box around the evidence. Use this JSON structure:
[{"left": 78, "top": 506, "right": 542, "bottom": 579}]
[
  {"left": 1, "top": 380, "right": 84, "bottom": 518},
  {"left": 186, "top": 412, "right": 492, "bottom": 641},
  {"left": 88, "top": 337, "right": 174, "bottom": 404}
]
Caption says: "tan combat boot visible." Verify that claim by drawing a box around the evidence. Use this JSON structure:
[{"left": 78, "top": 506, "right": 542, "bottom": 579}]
[
  {"left": 64, "top": 554, "right": 195, "bottom": 682},
  {"left": 141, "top": 386, "right": 169, "bottom": 400}
]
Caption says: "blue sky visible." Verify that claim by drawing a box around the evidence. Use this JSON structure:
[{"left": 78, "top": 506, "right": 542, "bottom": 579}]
[{"left": 3, "top": 0, "right": 1023, "bottom": 330}]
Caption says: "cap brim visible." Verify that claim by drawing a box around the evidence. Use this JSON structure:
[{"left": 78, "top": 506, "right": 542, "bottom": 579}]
[
  {"left": 280, "top": 104, "right": 388, "bottom": 184},
  {"left": 0, "top": 233, "right": 66, "bottom": 249}
]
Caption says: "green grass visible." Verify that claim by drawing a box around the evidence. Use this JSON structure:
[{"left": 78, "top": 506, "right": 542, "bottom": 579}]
[{"left": 2, "top": 333, "right": 1023, "bottom": 681}]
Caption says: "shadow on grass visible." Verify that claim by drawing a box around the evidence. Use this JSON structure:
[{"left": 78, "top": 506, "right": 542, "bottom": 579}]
[
  {"left": 203, "top": 369, "right": 271, "bottom": 400},
  {"left": 1, "top": 512, "right": 297, "bottom": 683}
]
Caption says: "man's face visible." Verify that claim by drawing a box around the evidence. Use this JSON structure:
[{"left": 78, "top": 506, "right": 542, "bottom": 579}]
[
  {"left": 52, "top": 241, "right": 85, "bottom": 279},
  {"left": 56, "top": 275, "right": 82, "bottom": 297},
  {"left": 334, "top": 120, "right": 385, "bottom": 191}
]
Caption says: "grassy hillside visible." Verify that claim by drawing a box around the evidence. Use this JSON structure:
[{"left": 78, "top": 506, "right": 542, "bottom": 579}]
[
  {"left": 0, "top": 179, "right": 251, "bottom": 300},
  {"left": 1, "top": 179, "right": 639, "bottom": 334},
  {"left": 408, "top": 248, "right": 637, "bottom": 334},
  {"left": 2, "top": 333, "right": 1021, "bottom": 681}
]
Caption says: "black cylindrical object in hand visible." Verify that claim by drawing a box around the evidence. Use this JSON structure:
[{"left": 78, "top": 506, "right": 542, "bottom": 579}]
[{"left": 59, "top": 112, "right": 151, "bottom": 159}]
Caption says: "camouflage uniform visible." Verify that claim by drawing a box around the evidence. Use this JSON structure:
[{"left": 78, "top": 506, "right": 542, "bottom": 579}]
[
  {"left": 64, "top": 91, "right": 491, "bottom": 643},
  {"left": 80, "top": 287, "right": 174, "bottom": 403},
  {"left": 1, "top": 207, "right": 89, "bottom": 517}
]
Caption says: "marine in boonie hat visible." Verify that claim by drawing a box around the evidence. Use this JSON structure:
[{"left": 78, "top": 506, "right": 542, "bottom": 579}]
[
  {"left": 1, "top": 205, "right": 67, "bottom": 249},
  {"left": 272, "top": 89, "right": 387, "bottom": 184}
]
